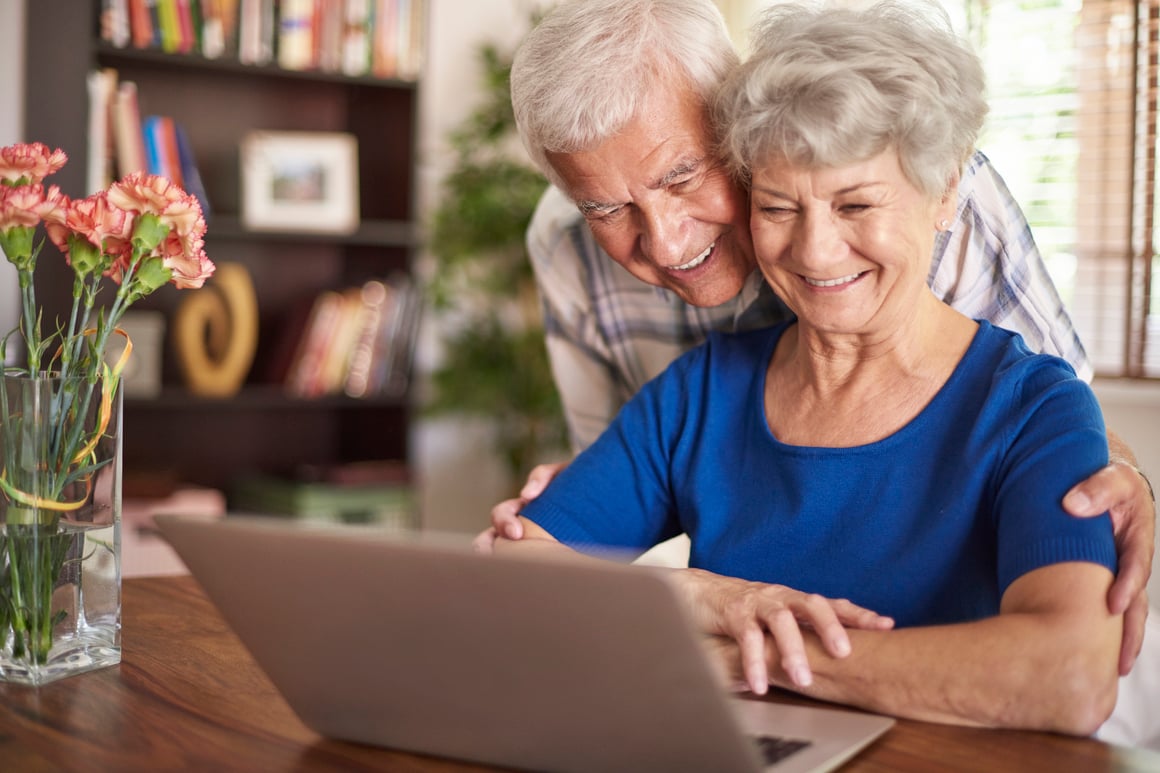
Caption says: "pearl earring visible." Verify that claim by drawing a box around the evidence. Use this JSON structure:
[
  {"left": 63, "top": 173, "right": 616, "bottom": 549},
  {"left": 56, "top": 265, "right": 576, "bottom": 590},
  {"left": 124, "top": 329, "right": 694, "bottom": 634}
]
[{"left": 938, "top": 219, "right": 950, "bottom": 230}]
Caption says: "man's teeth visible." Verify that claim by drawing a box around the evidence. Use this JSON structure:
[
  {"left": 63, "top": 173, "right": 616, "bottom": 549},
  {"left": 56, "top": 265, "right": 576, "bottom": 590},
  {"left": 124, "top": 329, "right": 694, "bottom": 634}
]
[
  {"left": 673, "top": 244, "right": 713, "bottom": 271},
  {"left": 804, "top": 272, "right": 862, "bottom": 288}
]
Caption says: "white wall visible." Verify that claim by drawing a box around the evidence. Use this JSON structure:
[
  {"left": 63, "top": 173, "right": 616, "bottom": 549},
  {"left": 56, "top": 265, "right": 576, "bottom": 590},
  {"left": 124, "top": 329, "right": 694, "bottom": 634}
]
[
  {"left": 0, "top": 0, "right": 24, "bottom": 356},
  {"left": 410, "top": 0, "right": 554, "bottom": 535}
]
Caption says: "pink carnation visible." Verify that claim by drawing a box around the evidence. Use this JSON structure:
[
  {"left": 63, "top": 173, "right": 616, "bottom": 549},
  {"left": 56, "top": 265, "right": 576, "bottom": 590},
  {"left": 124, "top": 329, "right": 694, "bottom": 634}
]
[
  {"left": 107, "top": 172, "right": 190, "bottom": 216},
  {"left": 161, "top": 235, "right": 216, "bottom": 289},
  {"left": 0, "top": 143, "right": 67, "bottom": 186},
  {"left": 0, "top": 184, "right": 65, "bottom": 231},
  {"left": 109, "top": 171, "right": 207, "bottom": 246},
  {"left": 45, "top": 191, "right": 133, "bottom": 259}
]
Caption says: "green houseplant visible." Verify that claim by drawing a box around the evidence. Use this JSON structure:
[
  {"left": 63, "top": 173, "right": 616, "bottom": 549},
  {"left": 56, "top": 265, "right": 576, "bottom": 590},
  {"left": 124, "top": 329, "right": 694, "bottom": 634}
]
[{"left": 424, "top": 42, "right": 567, "bottom": 484}]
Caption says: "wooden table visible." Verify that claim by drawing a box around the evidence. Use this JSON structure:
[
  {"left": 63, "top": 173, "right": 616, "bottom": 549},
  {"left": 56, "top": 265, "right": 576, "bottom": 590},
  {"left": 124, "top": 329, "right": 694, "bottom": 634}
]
[{"left": 1, "top": 576, "right": 1158, "bottom": 772}]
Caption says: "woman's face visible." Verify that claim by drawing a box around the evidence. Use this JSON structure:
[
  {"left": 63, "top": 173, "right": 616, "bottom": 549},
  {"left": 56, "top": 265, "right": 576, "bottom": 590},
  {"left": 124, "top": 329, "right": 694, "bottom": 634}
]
[{"left": 748, "top": 149, "right": 955, "bottom": 337}]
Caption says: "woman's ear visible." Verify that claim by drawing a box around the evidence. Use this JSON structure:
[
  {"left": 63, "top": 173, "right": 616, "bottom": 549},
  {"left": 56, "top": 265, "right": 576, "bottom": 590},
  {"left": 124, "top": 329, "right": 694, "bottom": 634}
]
[{"left": 936, "top": 172, "right": 961, "bottom": 230}]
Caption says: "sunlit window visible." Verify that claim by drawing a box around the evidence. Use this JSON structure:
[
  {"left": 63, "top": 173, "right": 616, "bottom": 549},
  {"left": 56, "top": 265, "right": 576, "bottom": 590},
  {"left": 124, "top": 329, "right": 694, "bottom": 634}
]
[{"left": 727, "top": 0, "right": 1159, "bottom": 378}]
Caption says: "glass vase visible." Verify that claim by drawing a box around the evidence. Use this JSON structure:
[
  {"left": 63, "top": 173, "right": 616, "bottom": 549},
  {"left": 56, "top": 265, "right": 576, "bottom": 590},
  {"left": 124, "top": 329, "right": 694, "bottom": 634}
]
[{"left": 0, "top": 372, "right": 122, "bottom": 685}]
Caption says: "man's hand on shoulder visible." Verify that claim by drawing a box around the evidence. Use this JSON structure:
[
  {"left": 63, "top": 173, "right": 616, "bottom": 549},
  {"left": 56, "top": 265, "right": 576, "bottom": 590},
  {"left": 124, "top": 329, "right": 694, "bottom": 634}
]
[
  {"left": 473, "top": 462, "right": 569, "bottom": 554},
  {"left": 1063, "top": 453, "right": 1155, "bottom": 675}
]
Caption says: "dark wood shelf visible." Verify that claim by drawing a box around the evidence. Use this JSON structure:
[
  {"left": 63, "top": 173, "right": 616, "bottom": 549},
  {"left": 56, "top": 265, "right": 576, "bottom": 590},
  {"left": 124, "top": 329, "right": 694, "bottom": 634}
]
[
  {"left": 205, "top": 216, "right": 421, "bottom": 247},
  {"left": 95, "top": 43, "right": 420, "bottom": 89},
  {"left": 126, "top": 387, "right": 408, "bottom": 411},
  {"left": 25, "top": 2, "right": 423, "bottom": 492}
]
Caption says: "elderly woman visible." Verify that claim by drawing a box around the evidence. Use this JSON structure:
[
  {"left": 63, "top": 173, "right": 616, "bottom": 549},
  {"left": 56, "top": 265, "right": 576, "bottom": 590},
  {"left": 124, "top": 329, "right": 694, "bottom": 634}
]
[{"left": 496, "top": 0, "right": 1120, "bottom": 735}]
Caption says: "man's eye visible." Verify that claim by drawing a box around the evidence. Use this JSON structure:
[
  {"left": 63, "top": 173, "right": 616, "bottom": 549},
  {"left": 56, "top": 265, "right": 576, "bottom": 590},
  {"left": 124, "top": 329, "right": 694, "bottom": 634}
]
[{"left": 586, "top": 206, "right": 624, "bottom": 222}]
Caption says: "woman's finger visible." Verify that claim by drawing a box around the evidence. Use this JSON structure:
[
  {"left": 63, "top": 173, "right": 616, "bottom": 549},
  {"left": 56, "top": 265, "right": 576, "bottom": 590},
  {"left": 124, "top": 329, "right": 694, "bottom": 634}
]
[{"left": 767, "top": 607, "right": 812, "bottom": 688}]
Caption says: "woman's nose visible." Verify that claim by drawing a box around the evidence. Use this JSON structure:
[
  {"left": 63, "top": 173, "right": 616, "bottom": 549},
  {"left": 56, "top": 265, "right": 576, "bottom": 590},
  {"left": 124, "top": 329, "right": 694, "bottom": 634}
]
[{"left": 792, "top": 211, "right": 842, "bottom": 267}]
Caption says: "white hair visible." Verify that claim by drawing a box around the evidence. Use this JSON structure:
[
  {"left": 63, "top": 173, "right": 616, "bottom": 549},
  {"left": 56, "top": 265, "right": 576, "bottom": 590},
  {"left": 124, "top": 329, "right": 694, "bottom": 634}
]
[
  {"left": 511, "top": 0, "right": 740, "bottom": 188},
  {"left": 716, "top": 0, "right": 988, "bottom": 199}
]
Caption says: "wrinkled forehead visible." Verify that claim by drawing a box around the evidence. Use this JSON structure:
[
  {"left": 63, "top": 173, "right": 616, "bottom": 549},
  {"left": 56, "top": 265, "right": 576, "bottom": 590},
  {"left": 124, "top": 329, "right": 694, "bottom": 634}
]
[{"left": 546, "top": 82, "right": 720, "bottom": 201}]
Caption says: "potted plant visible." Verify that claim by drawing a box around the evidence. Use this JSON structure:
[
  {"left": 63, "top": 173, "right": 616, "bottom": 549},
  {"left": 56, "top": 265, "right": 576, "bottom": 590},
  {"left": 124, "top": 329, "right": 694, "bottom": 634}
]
[{"left": 424, "top": 42, "right": 567, "bottom": 485}]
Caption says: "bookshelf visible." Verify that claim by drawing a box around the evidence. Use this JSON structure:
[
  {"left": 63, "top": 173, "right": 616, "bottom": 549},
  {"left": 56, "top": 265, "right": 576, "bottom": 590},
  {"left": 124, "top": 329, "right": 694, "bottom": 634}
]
[{"left": 23, "top": 1, "right": 424, "bottom": 499}]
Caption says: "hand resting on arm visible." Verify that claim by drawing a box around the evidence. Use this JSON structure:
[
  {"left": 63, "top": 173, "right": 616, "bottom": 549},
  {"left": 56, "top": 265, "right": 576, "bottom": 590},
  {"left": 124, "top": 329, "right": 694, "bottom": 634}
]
[
  {"left": 706, "top": 561, "right": 1121, "bottom": 735},
  {"left": 494, "top": 516, "right": 895, "bottom": 695}
]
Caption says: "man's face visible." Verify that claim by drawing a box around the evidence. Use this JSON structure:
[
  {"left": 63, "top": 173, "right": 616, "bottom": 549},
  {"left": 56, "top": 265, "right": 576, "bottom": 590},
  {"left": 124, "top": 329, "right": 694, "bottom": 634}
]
[{"left": 545, "top": 80, "right": 755, "bottom": 308}]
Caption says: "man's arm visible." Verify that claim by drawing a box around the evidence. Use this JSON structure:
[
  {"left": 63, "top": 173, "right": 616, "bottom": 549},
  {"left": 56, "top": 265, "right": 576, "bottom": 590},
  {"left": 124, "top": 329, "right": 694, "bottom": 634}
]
[
  {"left": 713, "top": 562, "right": 1122, "bottom": 735},
  {"left": 1064, "top": 430, "right": 1156, "bottom": 675}
]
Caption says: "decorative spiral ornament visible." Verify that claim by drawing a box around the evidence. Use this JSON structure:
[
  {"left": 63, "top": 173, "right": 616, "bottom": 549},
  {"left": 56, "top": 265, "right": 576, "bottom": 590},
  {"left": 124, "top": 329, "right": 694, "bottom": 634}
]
[{"left": 173, "top": 262, "right": 259, "bottom": 398}]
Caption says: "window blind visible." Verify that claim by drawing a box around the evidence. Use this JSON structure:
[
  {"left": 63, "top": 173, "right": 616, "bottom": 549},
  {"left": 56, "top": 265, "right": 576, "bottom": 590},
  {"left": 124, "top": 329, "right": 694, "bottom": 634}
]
[{"left": 964, "top": 0, "right": 1157, "bottom": 378}]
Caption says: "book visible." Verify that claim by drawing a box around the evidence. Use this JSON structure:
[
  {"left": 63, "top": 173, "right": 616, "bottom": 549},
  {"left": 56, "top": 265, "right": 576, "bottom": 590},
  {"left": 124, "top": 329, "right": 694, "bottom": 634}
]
[
  {"left": 101, "top": 0, "right": 132, "bottom": 47},
  {"left": 237, "top": 0, "right": 274, "bottom": 64},
  {"left": 260, "top": 293, "right": 318, "bottom": 386},
  {"left": 371, "top": 0, "right": 397, "bottom": 79},
  {"left": 278, "top": 0, "right": 315, "bottom": 70},
  {"left": 174, "top": 0, "right": 197, "bottom": 54},
  {"left": 200, "top": 0, "right": 225, "bottom": 57},
  {"left": 156, "top": 0, "right": 181, "bottom": 52},
  {"left": 174, "top": 123, "right": 211, "bottom": 217},
  {"left": 113, "top": 80, "right": 147, "bottom": 178},
  {"left": 343, "top": 279, "right": 388, "bottom": 398},
  {"left": 315, "top": 286, "right": 370, "bottom": 395},
  {"left": 128, "top": 0, "right": 154, "bottom": 48},
  {"left": 316, "top": 0, "right": 345, "bottom": 73},
  {"left": 366, "top": 273, "right": 419, "bottom": 397},
  {"left": 341, "top": 0, "right": 371, "bottom": 76},
  {"left": 141, "top": 115, "right": 164, "bottom": 178},
  {"left": 86, "top": 68, "right": 119, "bottom": 193},
  {"left": 278, "top": 276, "right": 420, "bottom": 399},
  {"left": 286, "top": 290, "right": 344, "bottom": 397},
  {"left": 145, "top": 0, "right": 163, "bottom": 47},
  {"left": 141, "top": 115, "right": 183, "bottom": 186}
]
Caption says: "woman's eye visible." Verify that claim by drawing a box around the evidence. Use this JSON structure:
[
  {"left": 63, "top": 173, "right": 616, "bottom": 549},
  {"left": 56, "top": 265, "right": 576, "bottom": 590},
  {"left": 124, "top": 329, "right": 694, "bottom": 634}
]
[{"left": 759, "top": 206, "right": 794, "bottom": 219}]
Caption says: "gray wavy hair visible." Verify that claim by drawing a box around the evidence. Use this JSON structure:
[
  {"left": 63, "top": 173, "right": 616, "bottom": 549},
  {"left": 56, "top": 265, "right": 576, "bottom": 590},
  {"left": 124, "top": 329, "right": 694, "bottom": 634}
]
[
  {"left": 511, "top": 0, "right": 740, "bottom": 189},
  {"left": 716, "top": 0, "right": 988, "bottom": 200}
]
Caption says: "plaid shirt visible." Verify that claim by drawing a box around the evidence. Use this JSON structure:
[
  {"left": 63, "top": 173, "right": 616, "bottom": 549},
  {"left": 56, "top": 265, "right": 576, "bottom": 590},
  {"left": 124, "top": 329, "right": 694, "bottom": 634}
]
[{"left": 529, "top": 150, "right": 1092, "bottom": 451}]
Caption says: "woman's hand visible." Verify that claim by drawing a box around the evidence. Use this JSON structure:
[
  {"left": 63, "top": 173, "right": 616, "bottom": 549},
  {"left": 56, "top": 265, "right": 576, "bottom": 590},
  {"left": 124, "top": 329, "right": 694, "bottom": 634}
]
[
  {"left": 473, "top": 462, "right": 568, "bottom": 553},
  {"left": 672, "top": 568, "right": 893, "bottom": 696}
]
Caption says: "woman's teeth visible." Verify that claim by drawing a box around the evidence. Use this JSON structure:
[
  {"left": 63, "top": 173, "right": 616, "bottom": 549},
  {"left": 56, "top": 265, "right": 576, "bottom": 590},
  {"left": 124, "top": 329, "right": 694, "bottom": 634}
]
[
  {"left": 804, "top": 272, "right": 862, "bottom": 288},
  {"left": 673, "top": 244, "right": 713, "bottom": 271}
]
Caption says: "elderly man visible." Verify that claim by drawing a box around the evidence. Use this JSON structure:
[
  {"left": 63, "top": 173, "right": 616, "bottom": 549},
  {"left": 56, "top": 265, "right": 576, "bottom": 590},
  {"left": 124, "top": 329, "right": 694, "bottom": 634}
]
[{"left": 479, "top": 0, "right": 1154, "bottom": 676}]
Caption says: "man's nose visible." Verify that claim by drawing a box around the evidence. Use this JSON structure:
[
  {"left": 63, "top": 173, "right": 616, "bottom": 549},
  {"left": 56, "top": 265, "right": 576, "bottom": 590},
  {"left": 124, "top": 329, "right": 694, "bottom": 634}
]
[{"left": 637, "top": 201, "right": 688, "bottom": 266}]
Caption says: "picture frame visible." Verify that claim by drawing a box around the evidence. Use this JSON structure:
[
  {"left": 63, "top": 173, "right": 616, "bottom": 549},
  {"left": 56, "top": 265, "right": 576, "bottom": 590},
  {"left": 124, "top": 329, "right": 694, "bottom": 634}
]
[{"left": 240, "top": 131, "right": 360, "bottom": 235}]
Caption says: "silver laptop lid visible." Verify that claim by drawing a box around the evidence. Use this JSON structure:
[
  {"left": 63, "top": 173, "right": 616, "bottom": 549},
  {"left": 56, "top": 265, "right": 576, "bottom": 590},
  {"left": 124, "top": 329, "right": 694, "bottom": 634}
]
[{"left": 156, "top": 515, "right": 891, "bottom": 773}]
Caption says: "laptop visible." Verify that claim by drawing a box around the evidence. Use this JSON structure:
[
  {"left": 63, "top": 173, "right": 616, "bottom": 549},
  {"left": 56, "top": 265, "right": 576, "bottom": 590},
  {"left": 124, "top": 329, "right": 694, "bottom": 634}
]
[{"left": 155, "top": 515, "right": 893, "bottom": 773}]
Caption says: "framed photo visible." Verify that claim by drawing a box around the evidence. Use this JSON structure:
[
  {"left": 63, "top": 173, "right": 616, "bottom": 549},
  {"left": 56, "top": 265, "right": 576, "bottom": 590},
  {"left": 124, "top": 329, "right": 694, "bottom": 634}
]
[{"left": 240, "top": 131, "right": 360, "bottom": 234}]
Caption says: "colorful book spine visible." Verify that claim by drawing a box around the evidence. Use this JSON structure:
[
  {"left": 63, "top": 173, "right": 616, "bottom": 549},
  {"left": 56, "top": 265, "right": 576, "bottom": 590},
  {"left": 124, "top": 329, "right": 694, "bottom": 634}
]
[
  {"left": 174, "top": 123, "right": 212, "bottom": 217},
  {"left": 278, "top": 0, "right": 316, "bottom": 70}
]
